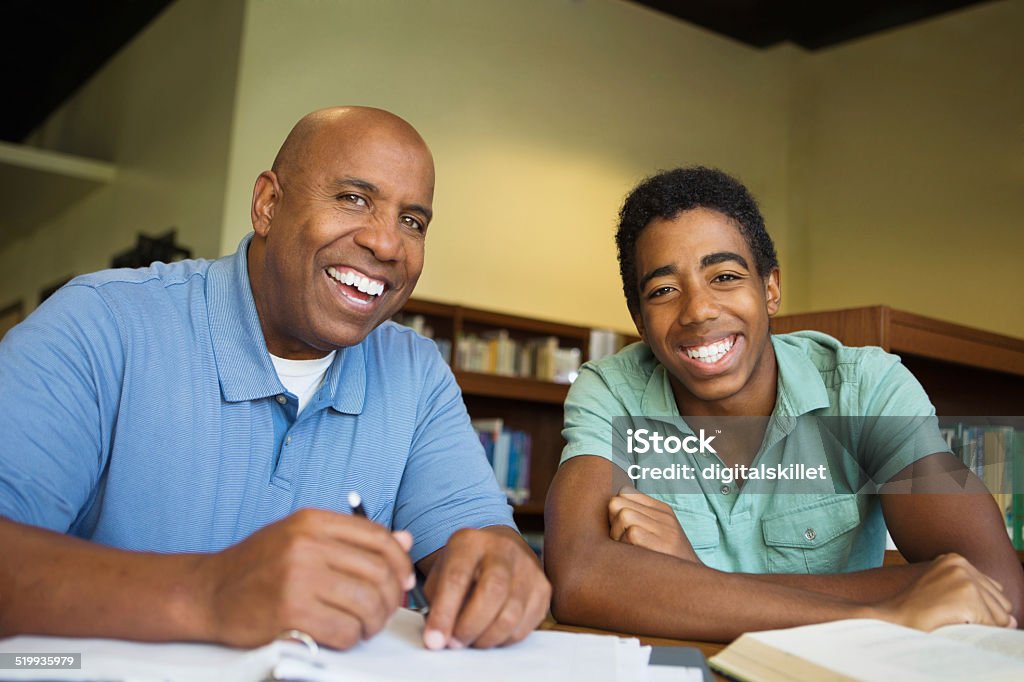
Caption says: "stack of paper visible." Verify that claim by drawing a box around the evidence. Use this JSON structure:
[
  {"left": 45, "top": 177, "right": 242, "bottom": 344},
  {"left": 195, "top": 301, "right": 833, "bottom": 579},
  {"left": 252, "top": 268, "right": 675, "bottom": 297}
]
[{"left": 0, "top": 610, "right": 659, "bottom": 682}]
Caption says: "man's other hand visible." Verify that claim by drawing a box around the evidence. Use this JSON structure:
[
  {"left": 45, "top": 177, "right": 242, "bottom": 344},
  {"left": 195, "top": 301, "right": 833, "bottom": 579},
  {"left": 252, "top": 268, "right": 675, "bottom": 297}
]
[
  {"left": 421, "top": 526, "right": 550, "bottom": 649},
  {"left": 196, "top": 508, "right": 415, "bottom": 650}
]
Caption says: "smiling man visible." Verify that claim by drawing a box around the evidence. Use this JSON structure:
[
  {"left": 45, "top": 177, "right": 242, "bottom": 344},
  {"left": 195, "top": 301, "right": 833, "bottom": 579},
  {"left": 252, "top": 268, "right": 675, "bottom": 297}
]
[
  {"left": 0, "top": 107, "right": 549, "bottom": 650},
  {"left": 545, "top": 166, "right": 1022, "bottom": 640}
]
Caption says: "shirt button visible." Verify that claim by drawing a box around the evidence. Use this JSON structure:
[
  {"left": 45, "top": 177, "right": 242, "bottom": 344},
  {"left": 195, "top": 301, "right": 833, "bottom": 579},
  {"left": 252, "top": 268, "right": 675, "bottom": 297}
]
[
  {"left": 285, "top": 436, "right": 292, "bottom": 445},
  {"left": 804, "top": 528, "right": 817, "bottom": 541},
  {"left": 720, "top": 484, "right": 731, "bottom": 495},
  {"left": 276, "top": 395, "right": 287, "bottom": 405}
]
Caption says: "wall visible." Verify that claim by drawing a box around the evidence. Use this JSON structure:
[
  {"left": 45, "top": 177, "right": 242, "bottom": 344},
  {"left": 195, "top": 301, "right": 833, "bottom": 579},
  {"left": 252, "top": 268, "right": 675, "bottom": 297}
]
[
  {"left": 4, "top": 0, "right": 1020, "bottom": 339},
  {"left": 220, "top": 0, "right": 795, "bottom": 332},
  {"left": 0, "top": 0, "right": 245, "bottom": 314},
  {"left": 790, "top": 0, "right": 1024, "bottom": 338}
]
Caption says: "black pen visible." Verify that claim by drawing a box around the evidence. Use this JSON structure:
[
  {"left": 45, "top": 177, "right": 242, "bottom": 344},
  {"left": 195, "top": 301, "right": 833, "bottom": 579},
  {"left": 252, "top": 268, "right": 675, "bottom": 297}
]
[{"left": 348, "top": 491, "right": 431, "bottom": 614}]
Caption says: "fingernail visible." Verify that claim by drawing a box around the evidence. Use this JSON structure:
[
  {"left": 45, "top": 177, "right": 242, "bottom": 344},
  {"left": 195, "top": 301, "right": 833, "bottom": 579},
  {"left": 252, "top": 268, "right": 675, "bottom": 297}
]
[
  {"left": 448, "top": 638, "right": 466, "bottom": 650},
  {"left": 423, "top": 629, "right": 445, "bottom": 650},
  {"left": 1010, "top": 616, "right": 1018, "bottom": 629},
  {"left": 405, "top": 572, "right": 416, "bottom": 590}
]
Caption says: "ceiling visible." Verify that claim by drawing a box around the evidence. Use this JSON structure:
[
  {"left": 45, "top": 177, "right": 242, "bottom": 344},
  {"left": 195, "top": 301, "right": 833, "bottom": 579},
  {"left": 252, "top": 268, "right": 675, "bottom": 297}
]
[
  {"left": 630, "top": 0, "right": 993, "bottom": 49},
  {"left": 3, "top": 0, "right": 995, "bottom": 144}
]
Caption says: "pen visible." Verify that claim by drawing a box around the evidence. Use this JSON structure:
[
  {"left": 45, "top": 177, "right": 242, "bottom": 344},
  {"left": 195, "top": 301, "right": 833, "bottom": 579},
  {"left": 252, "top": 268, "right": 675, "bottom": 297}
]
[{"left": 348, "top": 491, "right": 431, "bottom": 614}]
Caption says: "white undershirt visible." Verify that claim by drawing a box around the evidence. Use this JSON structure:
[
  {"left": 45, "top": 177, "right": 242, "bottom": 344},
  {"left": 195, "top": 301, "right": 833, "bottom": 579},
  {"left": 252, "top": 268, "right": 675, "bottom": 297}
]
[{"left": 269, "top": 351, "right": 336, "bottom": 415}]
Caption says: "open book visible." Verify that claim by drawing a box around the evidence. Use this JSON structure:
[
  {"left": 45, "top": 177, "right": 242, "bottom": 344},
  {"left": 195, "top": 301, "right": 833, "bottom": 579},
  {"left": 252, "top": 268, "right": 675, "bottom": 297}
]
[
  {"left": 709, "top": 618, "right": 1024, "bottom": 682},
  {"left": 0, "top": 609, "right": 659, "bottom": 682}
]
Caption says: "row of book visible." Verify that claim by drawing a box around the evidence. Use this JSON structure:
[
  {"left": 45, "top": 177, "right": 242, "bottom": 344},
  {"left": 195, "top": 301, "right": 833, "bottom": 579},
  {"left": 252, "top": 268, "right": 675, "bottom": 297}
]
[
  {"left": 472, "top": 418, "right": 532, "bottom": 505},
  {"left": 455, "top": 331, "right": 581, "bottom": 383},
  {"left": 940, "top": 423, "right": 1020, "bottom": 525}
]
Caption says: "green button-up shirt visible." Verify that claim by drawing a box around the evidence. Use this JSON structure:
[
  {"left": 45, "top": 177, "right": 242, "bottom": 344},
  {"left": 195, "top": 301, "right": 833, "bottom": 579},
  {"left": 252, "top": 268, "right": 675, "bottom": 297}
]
[{"left": 561, "top": 331, "right": 949, "bottom": 573}]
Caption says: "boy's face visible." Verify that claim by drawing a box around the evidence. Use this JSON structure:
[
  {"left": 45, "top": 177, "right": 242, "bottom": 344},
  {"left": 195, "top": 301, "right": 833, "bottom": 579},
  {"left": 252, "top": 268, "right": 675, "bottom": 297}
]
[{"left": 632, "top": 207, "right": 780, "bottom": 410}]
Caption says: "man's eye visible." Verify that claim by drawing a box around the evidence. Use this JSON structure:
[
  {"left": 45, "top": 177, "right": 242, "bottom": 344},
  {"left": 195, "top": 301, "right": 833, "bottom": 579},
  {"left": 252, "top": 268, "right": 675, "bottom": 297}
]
[
  {"left": 714, "top": 273, "right": 739, "bottom": 283},
  {"left": 401, "top": 215, "right": 425, "bottom": 232},
  {"left": 339, "top": 193, "right": 368, "bottom": 206}
]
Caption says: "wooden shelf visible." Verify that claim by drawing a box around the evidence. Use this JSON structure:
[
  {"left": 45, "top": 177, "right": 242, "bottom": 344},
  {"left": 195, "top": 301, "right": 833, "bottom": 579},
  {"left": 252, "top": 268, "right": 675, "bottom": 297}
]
[
  {"left": 773, "top": 306, "right": 1024, "bottom": 416},
  {"left": 0, "top": 141, "right": 116, "bottom": 248},
  {"left": 454, "top": 371, "right": 570, "bottom": 404},
  {"left": 773, "top": 306, "right": 1024, "bottom": 377}
]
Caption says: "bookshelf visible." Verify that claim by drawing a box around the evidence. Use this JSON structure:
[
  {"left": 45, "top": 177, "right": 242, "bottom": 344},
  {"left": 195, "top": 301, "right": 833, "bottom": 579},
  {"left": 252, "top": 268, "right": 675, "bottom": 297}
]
[
  {"left": 772, "top": 306, "right": 1024, "bottom": 550},
  {"left": 398, "top": 298, "right": 596, "bottom": 532}
]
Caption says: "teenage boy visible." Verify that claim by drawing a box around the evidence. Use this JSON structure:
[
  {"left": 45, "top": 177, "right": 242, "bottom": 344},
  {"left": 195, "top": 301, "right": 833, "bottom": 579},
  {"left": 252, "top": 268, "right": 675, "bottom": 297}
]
[{"left": 545, "top": 166, "right": 1022, "bottom": 641}]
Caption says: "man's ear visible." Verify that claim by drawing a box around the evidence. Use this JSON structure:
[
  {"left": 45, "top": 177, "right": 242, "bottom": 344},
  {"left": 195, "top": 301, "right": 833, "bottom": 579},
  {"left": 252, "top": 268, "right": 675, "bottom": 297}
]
[
  {"left": 764, "top": 267, "right": 781, "bottom": 316},
  {"left": 251, "top": 171, "right": 282, "bottom": 236}
]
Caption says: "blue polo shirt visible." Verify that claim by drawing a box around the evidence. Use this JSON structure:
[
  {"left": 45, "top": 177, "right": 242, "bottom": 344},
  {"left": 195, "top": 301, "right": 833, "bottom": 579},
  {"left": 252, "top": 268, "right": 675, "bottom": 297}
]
[{"left": 0, "top": 235, "right": 513, "bottom": 561}]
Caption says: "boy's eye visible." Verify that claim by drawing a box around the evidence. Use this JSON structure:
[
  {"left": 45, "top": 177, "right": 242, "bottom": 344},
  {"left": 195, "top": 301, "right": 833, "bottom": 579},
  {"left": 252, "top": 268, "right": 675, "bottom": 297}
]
[{"left": 648, "top": 286, "right": 673, "bottom": 299}]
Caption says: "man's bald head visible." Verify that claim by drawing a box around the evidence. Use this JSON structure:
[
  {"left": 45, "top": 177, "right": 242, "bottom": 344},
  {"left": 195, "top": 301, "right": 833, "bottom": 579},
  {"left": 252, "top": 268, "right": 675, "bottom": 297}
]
[{"left": 271, "top": 106, "right": 433, "bottom": 187}]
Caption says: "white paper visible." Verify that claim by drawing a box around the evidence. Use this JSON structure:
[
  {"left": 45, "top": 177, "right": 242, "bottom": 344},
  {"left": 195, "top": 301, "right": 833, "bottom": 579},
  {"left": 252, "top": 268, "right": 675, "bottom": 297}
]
[{"left": 0, "top": 609, "right": 656, "bottom": 682}]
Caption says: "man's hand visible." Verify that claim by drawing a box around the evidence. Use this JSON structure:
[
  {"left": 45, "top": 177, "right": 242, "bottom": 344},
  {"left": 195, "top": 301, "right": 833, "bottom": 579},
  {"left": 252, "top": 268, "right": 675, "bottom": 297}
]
[
  {"left": 420, "top": 526, "right": 550, "bottom": 649},
  {"left": 196, "top": 508, "right": 416, "bottom": 650},
  {"left": 607, "top": 486, "right": 701, "bottom": 563},
  {"left": 875, "top": 553, "right": 1017, "bottom": 631}
]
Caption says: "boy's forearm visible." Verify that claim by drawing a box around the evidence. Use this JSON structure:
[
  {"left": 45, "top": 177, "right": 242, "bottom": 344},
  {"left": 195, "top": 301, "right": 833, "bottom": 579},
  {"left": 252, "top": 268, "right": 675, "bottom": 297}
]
[{"left": 549, "top": 536, "right": 875, "bottom": 642}]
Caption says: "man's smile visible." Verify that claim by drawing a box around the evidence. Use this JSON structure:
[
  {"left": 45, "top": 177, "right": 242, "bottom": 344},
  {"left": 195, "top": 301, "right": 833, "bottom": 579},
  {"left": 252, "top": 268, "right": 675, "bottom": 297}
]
[{"left": 325, "top": 265, "right": 390, "bottom": 306}]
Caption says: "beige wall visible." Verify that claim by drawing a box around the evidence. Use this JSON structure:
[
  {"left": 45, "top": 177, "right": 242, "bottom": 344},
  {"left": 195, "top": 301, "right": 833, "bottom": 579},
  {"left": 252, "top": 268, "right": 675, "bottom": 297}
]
[
  {"left": 0, "top": 0, "right": 244, "bottom": 314},
  {"left": 220, "top": 0, "right": 794, "bottom": 333},
  {"left": 790, "top": 0, "right": 1024, "bottom": 338}
]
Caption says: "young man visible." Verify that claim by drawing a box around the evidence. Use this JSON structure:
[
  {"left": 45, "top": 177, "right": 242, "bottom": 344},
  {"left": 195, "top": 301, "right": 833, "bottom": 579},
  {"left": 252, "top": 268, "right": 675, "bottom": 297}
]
[
  {"left": 0, "top": 107, "right": 549, "bottom": 650},
  {"left": 545, "top": 166, "right": 1022, "bottom": 641}
]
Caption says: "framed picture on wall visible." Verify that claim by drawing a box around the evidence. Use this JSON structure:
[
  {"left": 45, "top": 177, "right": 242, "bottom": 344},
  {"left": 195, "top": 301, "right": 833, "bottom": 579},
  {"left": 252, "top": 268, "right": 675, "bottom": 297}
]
[{"left": 0, "top": 301, "right": 23, "bottom": 341}]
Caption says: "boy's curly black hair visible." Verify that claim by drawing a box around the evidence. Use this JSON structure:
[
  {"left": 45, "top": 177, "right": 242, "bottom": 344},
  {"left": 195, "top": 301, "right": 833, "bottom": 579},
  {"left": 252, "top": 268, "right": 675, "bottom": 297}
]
[{"left": 616, "top": 166, "right": 778, "bottom": 316}]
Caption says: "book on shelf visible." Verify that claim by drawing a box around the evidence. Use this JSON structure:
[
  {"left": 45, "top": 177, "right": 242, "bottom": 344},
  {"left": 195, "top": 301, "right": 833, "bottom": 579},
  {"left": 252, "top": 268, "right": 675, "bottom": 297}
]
[
  {"left": 708, "top": 618, "right": 1024, "bottom": 682},
  {"left": 471, "top": 418, "right": 532, "bottom": 505},
  {"left": 455, "top": 332, "right": 581, "bottom": 384},
  {"left": 940, "top": 423, "right": 1021, "bottom": 546}
]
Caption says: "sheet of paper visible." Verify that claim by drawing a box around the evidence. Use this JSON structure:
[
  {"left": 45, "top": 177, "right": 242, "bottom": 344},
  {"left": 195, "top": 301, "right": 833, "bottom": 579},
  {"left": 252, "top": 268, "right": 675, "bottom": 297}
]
[{"left": 0, "top": 609, "right": 654, "bottom": 682}]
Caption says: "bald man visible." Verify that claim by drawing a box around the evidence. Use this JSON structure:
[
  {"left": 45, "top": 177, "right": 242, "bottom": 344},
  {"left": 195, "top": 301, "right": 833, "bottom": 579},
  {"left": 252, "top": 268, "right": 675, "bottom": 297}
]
[{"left": 0, "top": 107, "right": 550, "bottom": 651}]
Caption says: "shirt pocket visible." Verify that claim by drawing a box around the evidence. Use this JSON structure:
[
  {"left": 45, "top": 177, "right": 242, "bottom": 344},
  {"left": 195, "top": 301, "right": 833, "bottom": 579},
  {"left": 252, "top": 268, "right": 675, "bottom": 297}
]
[{"left": 761, "top": 495, "right": 861, "bottom": 574}]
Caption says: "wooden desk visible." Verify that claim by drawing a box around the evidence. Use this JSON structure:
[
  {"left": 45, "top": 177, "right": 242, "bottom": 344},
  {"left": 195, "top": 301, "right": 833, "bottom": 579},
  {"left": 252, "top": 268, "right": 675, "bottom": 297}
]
[{"left": 541, "top": 619, "right": 728, "bottom": 681}]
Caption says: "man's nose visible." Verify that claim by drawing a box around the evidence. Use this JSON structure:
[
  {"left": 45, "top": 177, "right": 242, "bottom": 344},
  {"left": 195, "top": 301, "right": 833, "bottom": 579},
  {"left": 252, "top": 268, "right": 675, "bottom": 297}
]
[{"left": 353, "top": 217, "right": 403, "bottom": 262}]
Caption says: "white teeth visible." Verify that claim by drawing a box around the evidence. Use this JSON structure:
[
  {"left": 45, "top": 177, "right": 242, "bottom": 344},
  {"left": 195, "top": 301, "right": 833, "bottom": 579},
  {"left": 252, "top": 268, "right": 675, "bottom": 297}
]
[
  {"left": 326, "top": 267, "right": 385, "bottom": 297},
  {"left": 685, "top": 336, "right": 735, "bottom": 363}
]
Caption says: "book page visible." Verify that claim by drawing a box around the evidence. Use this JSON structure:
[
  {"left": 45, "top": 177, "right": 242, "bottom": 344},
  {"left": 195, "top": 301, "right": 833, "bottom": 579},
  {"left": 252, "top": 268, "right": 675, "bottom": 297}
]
[
  {"left": 713, "top": 619, "right": 1024, "bottom": 682},
  {"left": 932, "top": 624, "right": 1024, "bottom": 661}
]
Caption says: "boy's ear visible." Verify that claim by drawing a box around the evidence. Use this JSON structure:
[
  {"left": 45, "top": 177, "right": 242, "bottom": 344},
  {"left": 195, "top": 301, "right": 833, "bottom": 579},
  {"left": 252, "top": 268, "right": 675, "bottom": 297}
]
[
  {"left": 765, "top": 267, "right": 781, "bottom": 316},
  {"left": 251, "top": 170, "right": 282, "bottom": 236}
]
